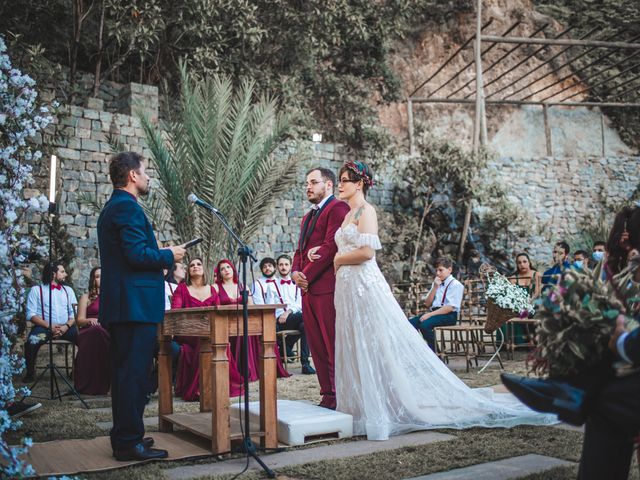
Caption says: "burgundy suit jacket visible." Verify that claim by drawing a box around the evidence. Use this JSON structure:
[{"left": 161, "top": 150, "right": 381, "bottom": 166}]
[{"left": 293, "top": 196, "right": 350, "bottom": 296}]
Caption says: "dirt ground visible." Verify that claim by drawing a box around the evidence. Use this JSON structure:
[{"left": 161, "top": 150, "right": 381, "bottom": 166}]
[{"left": 10, "top": 351, "right": 640, "bottom": 480}]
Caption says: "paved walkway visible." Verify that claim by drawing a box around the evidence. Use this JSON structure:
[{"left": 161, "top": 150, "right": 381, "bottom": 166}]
[
  {"left": 163, "top": 431, "right": 456, "bottom": 479},
  {"left": 405, "top": 454, "right": 575, "bottom": 479}
]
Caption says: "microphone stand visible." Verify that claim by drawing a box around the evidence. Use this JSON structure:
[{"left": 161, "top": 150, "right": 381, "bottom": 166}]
[
  {"left": 30, "top": 201, "right": 89, "bottom": 409},
  {"left": 204, "top": 206, "right": 276, "bottom": 478}
]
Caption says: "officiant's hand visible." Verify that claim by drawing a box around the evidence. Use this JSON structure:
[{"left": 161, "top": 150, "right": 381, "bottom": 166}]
[{"left": 308, "top": 246, "right": 321, "bottom": 262}]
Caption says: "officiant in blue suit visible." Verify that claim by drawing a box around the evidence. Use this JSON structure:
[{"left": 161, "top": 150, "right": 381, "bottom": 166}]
[{"left": 98, "top": 151, "right": 185, "bottom": 461}]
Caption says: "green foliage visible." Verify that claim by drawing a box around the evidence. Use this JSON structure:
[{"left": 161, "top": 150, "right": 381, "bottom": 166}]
[
  {"left": 142, "top": 64, "right": 304, "bottom": 270},
  {"left": 531, "top": 258, "right": 640, "bottom": 378},
  {"left": 0, "top": 0, "right": 471, "bottom": 149},
  {"left": 533, "top": 0, "right": 640, "bottom": 149},
  {"left": 378, "top": 128, "right": 523, "bottom": 282}
]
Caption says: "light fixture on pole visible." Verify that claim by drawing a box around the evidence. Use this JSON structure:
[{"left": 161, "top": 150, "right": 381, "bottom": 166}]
[
  {"left": 30, "top": 154, "right": 88, "bottom": 408},
  {"left": 48, "top": 155, "right": 57, "bottom": 213}
]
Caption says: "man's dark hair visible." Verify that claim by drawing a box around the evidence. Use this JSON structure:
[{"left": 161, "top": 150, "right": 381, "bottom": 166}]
[
  {"left": 593, "top": 240, "right": 606, "bottom": 249},
  {"left": 277, "top": 254, "right": 292, "bottom": 264},
  {"left": 42, "top": 261, "right": 65, "bottom": 284},
  {"left": 259, "top": 257, "right": 276, "bottom": 269},
  {"left": 555, "top": 241, "right": 570, "bottom": 255},
  {"left": 434, "top": 257, "right": 453, "bottom": 270},
  {"left": 574, "top": 249, "right": 588, "bottom": 258},
  {"left": 306, "top": 167, "right": 336, "bottom": 186},
  {"left": 109, "top": 152, "right": 143, "bottom": 188}
]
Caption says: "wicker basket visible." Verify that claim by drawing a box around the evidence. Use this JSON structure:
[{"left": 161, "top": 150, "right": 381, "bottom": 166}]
[{"left": 485, "top": 299, "right": 518, "bottom": 333}]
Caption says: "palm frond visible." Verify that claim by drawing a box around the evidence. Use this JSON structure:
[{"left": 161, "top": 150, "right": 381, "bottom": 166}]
[{"left": 142, "top": 67, "right": 303, "bottom": 270}]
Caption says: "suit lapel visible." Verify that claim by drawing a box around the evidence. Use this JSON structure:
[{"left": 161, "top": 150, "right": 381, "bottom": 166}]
[{"left": 301, "top": 195, "right": 335, "bottom": 250}]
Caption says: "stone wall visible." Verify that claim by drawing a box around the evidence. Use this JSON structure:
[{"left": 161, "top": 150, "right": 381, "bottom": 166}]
[
  {"left": 486, "top": 154, "right": 639, "bottom": 264},
  {"left": 23, "top": 81, "right": 639, "bottom": 290},
  {"left": 24, "top": 84, "right": 158, "bottom": 289}
]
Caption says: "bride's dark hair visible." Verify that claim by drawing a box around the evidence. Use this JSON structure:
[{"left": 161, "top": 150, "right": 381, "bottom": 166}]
[{"left": 338, "top": 161, "right": 374, "bottom": 196}]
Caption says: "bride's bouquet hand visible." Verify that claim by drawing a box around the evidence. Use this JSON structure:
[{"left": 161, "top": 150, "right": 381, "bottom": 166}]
[{"left": 308, "top": 246, "right": 321, "bottom": 262}]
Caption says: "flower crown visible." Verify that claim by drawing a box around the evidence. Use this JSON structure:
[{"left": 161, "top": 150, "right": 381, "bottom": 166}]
[{"left": 344, "top": 161, "right": 374, "bottom": 187}]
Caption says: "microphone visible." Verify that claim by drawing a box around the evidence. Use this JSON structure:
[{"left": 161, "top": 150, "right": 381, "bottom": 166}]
[{"left": 187, "top": 193, "right": 220, "bottom": 214}]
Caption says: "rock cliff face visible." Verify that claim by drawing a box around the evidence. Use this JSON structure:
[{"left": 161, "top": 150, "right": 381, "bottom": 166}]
[{"left": 378, "top": 0, "right": 635, "bottom": 157}]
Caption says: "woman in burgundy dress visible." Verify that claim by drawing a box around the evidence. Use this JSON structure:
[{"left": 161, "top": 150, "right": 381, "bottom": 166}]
[
  {"left": 213, "top": 259, "right": 290, "bottom": 380},
  {"left": 172, "top": 258, "right": 243, "bottom": 400},
  {"left": 74, "top": 267, "right": 111, "bottom": 395}
]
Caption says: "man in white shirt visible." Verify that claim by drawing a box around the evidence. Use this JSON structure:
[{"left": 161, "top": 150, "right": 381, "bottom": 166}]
[
  {"left": 408, "top": 257, "right": 464, "bottom": 351},
  {"left": 252, "top": 257, "right": 276, "bottom": 305},
  {"left": 24, "top": 261, "right": 78, "bottom": 382},
  {"left": 266, "top": 254, "right": 315, "bottom": 374}
]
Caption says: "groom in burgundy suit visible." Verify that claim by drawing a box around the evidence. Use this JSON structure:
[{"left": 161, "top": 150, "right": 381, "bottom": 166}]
[{"left": 292, "top": 167, "right": 349, "bottom": 409}]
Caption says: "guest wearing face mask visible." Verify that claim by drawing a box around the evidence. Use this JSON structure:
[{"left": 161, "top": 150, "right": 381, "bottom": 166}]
[
  {"left": 572, "top": 250, "right": 589, "bottom": 271},
  {"left": 591, "top": 241, "right": 606, "bottom": 267}
]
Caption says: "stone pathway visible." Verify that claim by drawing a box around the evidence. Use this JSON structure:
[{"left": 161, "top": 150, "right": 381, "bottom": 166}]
[
  {"left": 163, "top": 431, "right": 456, "bottom": 480},
  {"left": 405, "top": 454, "right": 575, "bottom": 479}
]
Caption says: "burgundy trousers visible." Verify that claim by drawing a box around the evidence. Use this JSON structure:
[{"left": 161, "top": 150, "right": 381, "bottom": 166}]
[{"left": 302, "top": 291, "right": 337, "bottom": 409}]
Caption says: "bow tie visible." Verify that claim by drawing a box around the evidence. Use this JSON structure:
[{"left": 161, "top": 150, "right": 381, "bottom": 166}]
[
  {"left": 266, "top": 279, "right": 276, "bottom": 283},
  {"left": 280, "top": 279, "right": 292, "bottom": 285},
  {"left": 50, "top": 283, "right": 62, "bottom": 290}
]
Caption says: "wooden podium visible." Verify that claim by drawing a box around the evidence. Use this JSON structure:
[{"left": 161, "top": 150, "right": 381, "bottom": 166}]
[{"left": 158, "top": 304, "right": 283, "bottom": 454}]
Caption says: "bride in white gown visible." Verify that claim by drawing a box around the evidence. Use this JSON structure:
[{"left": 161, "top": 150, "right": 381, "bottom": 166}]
[{"left": 309, "top": 161, "right": 556, "bottom": 441}]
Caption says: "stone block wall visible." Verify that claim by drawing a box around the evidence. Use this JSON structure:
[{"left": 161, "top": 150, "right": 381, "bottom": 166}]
[
  {"left": 23, "top": 81, "right": 639, "bottom": 289},
  {"left": 485, "top": 155, "right": 639, "bottom": 264}
]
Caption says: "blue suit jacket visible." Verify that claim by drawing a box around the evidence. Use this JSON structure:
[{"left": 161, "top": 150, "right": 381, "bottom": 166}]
[{"left": 97, "top": 189, "right": 174, "bottom": 326}]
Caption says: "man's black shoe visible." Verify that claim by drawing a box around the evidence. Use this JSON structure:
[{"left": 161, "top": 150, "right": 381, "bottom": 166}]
[
  {"left": 113, "top": 442, "right": 168, "bottom": 461},
  {"left": 301, "top": 364, "right": 316, "bottom": 375},
  {"left": 501, "top": 373, "right": 586, "bottom": 426},
  {"left": 142, "top": 437, "right": 154, "bottom": 448}
]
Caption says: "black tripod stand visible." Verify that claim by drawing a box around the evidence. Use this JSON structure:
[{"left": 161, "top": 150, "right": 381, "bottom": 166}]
[
  {"left": 194, "top": 198, "right": 275, "bottom": 478},
  {"left": 29, "top": 202, "right": 89, "bottom": 409}
]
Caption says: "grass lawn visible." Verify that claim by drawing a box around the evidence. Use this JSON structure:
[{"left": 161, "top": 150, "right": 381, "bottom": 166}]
[{"left": 9, "top": 352, "right": 639, "bottom": 480}]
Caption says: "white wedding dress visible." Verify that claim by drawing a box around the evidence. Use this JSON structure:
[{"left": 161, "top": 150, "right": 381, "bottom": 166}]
[{"left": 334, "top": 223, "right": 556, "bottom": 441}]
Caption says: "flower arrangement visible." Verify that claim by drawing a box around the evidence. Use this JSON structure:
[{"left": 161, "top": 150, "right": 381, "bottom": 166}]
[
  {"left": 529, "top": 260, "right": 640, "bottom": 378},
  {"left": 0, "top": 35, "right": 52, "bottom": 477},
  {"left": 485, "top": 271, "right": 535, "bottom": 316}
]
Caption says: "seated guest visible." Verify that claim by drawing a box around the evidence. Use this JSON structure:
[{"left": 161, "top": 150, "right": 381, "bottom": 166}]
[
  {"left": 408, "top": 258, "right": 464, "bottom": 351},
  {"left": 164, "top": 262, "right": 186, "bottom": 310},
  {"left": 24, "top": 261, "right": 78, "bottom": 382},
  {"left": 507, "top": 252, "right": 540, "bottom": 345},
  {"left": 172, "top": 257, "right": 243, "bottom": 400},
  {"left": 74, "top": 267, "right": 111, "bottom": 394},
  {"left": 265, "top": 254, "right": 315, "bottom": 375},
  {"left": 572, "top": 249, "right": 589, "bottom": 271},
  {"left": 252, "top": 257, "right": 276, "bottom": 305},
  {"left": 214, "top": 259, "right": 290, "bottom": 380},
  {"left": 509, "top": 252, "right": 541, "bottom": 299},
  {"left": 542, "top": 241, "right": 571, "bottom": 288}
]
